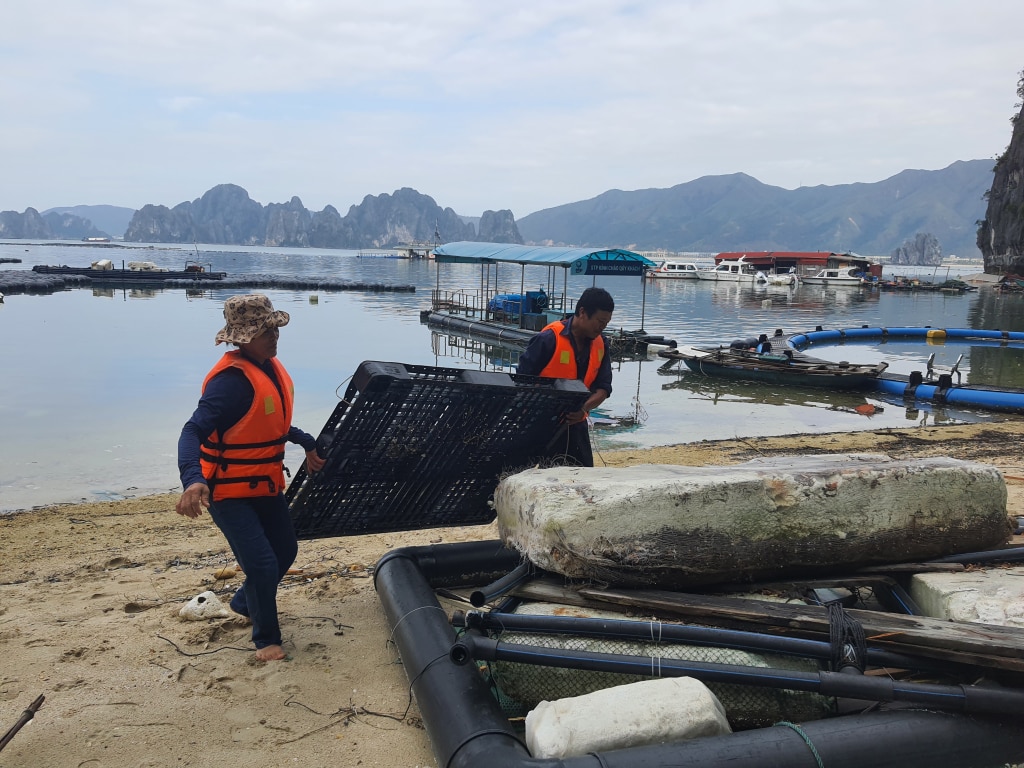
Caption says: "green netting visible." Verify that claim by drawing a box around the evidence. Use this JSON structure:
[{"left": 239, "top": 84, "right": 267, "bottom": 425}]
[{"left": 487, "top": 604, "right": 836, "bottom": 731}]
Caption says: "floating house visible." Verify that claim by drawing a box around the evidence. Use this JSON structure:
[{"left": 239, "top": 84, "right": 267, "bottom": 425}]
[{"left": 421, "top": 241, "right": 676, "bottom": 358}]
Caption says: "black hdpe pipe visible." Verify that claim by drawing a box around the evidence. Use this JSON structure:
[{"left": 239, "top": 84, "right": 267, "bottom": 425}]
[
  {"left": 927, "top": 545, "right": 1024, "bottom": 565},
  {"left": 453, "top": 609, "right": 942, "bottom": 673},
  {"left": 374, "top": 541, "right": 534, "bottom": 768},
  {"left": 374, "top": 539, "right": 1024, "bottom": 768},
  {"left": 451, "top": 633, "right": 1024, "bottom": 718},
  {"left": 0, "top": 694, "right": 44, "bottom": 753},
  {"left": 469, "top": 561, "right": 534, "bottom": 608}
]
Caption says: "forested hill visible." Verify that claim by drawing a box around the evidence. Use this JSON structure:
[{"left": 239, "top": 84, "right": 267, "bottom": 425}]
[{"left": 518, "top": 160, "right": 991, "bottom": 258}]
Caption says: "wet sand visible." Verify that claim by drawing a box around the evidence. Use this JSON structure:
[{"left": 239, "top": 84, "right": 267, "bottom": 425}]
[{"left": 2, "top": 421, "right": 1023, "bottom": 767}]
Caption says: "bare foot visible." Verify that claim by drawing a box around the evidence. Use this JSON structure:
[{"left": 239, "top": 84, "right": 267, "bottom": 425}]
[{"left": 254, "top": 644, "right": 287, "bottom": 661}]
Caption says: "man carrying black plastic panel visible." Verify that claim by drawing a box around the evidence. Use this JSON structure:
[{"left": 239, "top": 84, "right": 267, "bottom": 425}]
[{"left": 517, "top": 287, "right": 614, "bottom": 467}]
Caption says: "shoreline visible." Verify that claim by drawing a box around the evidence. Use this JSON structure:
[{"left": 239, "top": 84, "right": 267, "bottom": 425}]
[
  {"left": 6, "top": 419, "right": 1024, "bottom": 518},
  {"left": 2, "top": 421, "right": 1023, "bottom": 766}
]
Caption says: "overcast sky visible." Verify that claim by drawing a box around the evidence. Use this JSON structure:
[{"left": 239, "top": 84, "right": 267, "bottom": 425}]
[{"left": 3, "top": 1, "right": 1022, "bottom": 218}]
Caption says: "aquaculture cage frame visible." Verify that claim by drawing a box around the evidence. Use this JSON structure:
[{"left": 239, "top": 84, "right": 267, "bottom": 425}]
[{"left": 374, "top": 540, "right": 1024, "bottom": 768}]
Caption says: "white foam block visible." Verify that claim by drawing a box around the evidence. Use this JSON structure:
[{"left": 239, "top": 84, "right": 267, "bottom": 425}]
[
  {"left": 910, "top": 567, "right": 1024, "bottom": 627},
  {"left": 495, "top": 454, "right": 1009, "bottom": 587},
  {"left": 525, "top": 677, "right": 731, "bottom": 759}
]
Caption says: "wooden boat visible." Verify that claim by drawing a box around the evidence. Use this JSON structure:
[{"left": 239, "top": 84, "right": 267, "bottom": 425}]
[
  {"left": 32, "top": 261, "right": 226, "bottom": 281},
  {"left": 659, "top": 344, "right": 888, "bottom": 389}
]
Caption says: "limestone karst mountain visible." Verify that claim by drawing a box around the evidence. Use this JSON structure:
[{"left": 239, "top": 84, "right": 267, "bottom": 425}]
[{"left": 977, "top": 71, "right": 1024, "bottom": 273}]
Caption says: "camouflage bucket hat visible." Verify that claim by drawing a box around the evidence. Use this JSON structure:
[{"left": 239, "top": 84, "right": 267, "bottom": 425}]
[{"left": 215, "top": 294, "right": 290, "bottom": 345}]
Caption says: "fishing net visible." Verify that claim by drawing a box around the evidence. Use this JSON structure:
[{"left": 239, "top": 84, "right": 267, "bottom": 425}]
[{"left": 486, "top": 602, "right": 836, "bottom": 731}]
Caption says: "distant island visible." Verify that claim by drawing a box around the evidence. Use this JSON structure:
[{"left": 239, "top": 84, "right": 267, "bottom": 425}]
[{"left": 0, "top": 159, "right": 1008, "bottom": 263}]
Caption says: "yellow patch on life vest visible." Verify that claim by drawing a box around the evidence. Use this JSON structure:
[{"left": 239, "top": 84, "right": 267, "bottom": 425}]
[
  {"left": 264, "top": 396, "right": 276, "bottom": 415},
  {"left": 559, "top": 350, "right": 571, "bottom": 365}
]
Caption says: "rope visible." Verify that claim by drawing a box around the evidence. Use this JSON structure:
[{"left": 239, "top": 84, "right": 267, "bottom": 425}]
[
  {"left": 648, "top": 620, "right": 663, "bottom": 643},
  {"left": 650, "top": 655, "right": 662, "bottom": 677},
  {"left": 775, "top": 721, "right": 825, "bottom": 768},
  {"left": 826, "top": 600, "right": 867, "bottom": 672},
  {"left": 387, "top": 605, "right": 448, "bottom": 648}
]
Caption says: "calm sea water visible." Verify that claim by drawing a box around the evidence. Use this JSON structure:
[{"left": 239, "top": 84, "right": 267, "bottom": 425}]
[{"left": 2, "top": 240, "right": 1021, "bottom": 512}]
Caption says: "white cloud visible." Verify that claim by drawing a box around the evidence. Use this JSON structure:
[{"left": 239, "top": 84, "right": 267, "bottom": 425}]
[{"left": 1, "top": 0, "right": 1021, "bottom": 215}]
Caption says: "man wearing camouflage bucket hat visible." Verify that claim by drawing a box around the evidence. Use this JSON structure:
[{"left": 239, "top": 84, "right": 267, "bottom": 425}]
[{"left": 176, "top": 294, "right": 325, "bottom": 662}]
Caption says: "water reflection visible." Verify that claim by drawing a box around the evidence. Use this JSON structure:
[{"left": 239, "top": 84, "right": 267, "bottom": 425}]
[
  {"left": 429, "top": 332, "right": 520, "bottom": 371},
  {"left": 3, "top": 240, "right": 1024, "bottom": 510}
]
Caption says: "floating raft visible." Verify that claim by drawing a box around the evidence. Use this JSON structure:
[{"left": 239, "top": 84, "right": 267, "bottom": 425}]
[
  {"left": 0, "top": 269, "right": 415, "bottom": 295},
  {"left": 421, "top": 308, "right": 676, "bottom": 359},
  {"left": 32, "top": 264, "right": 226, "bottom": 281}
]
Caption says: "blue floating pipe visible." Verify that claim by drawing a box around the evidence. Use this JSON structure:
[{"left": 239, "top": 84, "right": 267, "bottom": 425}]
[
  {"left": 785, "top": 326, "right": 1024, "bottom": 414},
  {"left": 874, "top": 377, "right": 1024, "bottom": 413},
  {"left": 791, "top": 327, "right": 1024, "bottom": 349}
]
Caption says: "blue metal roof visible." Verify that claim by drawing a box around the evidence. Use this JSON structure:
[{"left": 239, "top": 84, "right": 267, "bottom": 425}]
[{"left": 433, "top": 242, "right": 656, "bottom": 276}]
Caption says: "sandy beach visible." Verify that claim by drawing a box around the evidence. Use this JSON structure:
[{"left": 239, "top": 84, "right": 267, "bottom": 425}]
[{"left": 2, "top": 421, "right": 1024, "bottom": 767}]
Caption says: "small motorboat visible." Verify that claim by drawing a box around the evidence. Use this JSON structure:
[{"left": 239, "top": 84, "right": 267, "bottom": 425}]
[
  {"left": 646, "top": 261, "right": 706, "bottom": 279},
  {"left": 659, "top": 342, "right": 888, "bottom": 390},
  {"left": 695, "top": 255, "right": 761, "bottom": 283},
  {"left": 801, "top": 266, "right": 866, "bottom": 287},
  {"left": 754, "top": 269, "right": 798, "bottom": 287}
]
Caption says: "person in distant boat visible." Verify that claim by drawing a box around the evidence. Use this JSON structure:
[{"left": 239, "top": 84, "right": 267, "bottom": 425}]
[
  {"left": 755, "top": 334, "right": 773, "bottom": 354},
  {"left": 175, "top": 294, "right": 325, "bottom": 662},
  {"left": 517, "top": 286, "right": 614, "bottom": 467}
]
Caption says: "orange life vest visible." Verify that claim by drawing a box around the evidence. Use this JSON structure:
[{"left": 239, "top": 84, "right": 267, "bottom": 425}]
[
  {"left": 538, "top": 319, "right": 605, "bottom": 387},
  {"left": 198, "top": 351, "right": 295, "bottom": 501}
]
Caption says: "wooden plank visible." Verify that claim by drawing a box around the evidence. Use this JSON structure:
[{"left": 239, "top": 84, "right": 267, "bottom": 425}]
[
  {"left": 855, "top": 562, "right": 966, "bottom": 574},
  {"left": 704, "top": 575, "right": 908, "bottom": 595},
  {"left": 511, "top": 578, "right": 1024, "bottom": 673}
]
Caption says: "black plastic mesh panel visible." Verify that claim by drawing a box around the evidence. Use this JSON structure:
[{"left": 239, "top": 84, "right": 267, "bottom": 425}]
[{"left": 286, "top": 361, "right": 590, "bottom": 538}]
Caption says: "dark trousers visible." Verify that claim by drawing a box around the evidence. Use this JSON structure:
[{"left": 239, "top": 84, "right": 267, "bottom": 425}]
[
  {"left": 208, "top": 494, "right": 298, "bottom": 649},
  {"left": 543, "top": 421, "right": 594, "bottom": 467}
]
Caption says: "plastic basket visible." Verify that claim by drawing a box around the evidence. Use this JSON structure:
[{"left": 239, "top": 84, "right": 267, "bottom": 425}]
[{"left": 285, "top": 361, "right": 590, "bottom": 538}]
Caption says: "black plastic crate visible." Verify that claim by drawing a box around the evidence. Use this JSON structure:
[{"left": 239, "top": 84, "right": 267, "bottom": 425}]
[{"left": 285, "top": 361, "right": 590, "bottom": 538}]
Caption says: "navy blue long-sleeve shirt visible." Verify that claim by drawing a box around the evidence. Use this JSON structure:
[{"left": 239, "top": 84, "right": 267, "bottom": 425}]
[
  {"left": 177, "top": 360, "right": 317, "bottom": 491},
  {"left": 517, "top": 317, "right": 613, "bottom": 396}
]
